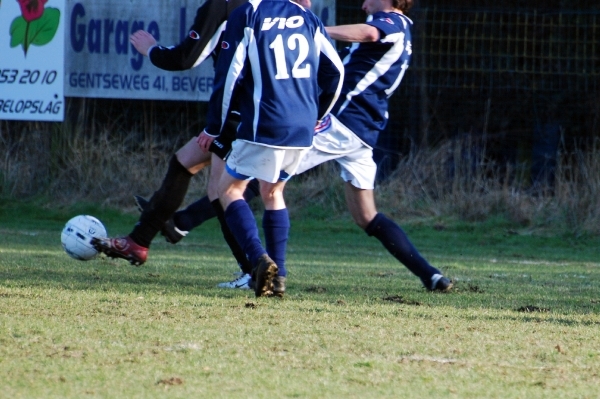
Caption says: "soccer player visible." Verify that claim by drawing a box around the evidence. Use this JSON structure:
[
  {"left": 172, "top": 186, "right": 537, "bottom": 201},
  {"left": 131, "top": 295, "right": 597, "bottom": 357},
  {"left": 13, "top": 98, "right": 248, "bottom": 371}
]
[
  {"left": 93, "top": 0, "right": 259, "bottom": 285},
  {"left": 163, "top": 0, "right": 452, "bottom": 292},
  {"left": 197, "top": 0, "right": 344, "bottom": 297},
  {"left": 293, "top": 0, "right": 453, "bottom": 291}
]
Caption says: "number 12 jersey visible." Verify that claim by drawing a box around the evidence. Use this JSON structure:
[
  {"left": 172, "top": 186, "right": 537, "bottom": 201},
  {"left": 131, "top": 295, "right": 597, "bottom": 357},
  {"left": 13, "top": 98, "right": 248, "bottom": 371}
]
[{"left": 205, "top": 0, "right": 344, "bottom": 149}]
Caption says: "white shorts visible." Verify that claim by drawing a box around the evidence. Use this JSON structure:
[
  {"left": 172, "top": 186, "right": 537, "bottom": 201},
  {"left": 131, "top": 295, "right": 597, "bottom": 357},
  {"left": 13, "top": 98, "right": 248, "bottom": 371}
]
[
  {"left": 226, "top": 140, "right": 310, "bottom": 183},
  {"left": 295, "top": 115, "right": 377, "bottom": 189}
]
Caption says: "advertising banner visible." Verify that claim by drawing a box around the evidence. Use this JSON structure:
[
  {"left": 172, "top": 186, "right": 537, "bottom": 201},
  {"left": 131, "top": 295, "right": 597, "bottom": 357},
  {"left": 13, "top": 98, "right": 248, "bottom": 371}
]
[
  {"left": 0, "top": 0, "right": 66, "bottom": 121},
  {"left": 64, "top": 0, "right": 336, "bottom": 102},
  {"left": 64, "top": 0, "right": 214, "bottom": 101},
  {"left": 1, "top": 0, "right": 337, "bottom": 121}
]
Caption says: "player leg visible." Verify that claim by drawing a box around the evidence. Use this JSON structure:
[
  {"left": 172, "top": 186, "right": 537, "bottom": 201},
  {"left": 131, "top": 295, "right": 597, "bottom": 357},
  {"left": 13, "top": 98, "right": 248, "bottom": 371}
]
[
  {"left": 219, "top": 172, "right": 277, "bottom": 297},
  {"left": 298, "top": 115, "right": 452, "bottom": 291},
  {"left": 344, "top": 183, "right": 451, "bottom": 291},
  {"left": 220, "top": 142, "right": 303, "bottom": 297},
  {"left": 186, "top": 110, "right": 259, "bottom": 283},
  {"left": 337, "top": 142, "right": 453, "bottom": 292},
  {"left": 92, "top": 138, "right": 211, "bottom": 265},
  {"left": 259, "top": 179, "right": 289, "bottom": 297},
  {"left": 207, "top": 153, "right": 255, "bottom": 287},
  {"left": 128, "top": 109, "right": 260, "bottom": 281}
]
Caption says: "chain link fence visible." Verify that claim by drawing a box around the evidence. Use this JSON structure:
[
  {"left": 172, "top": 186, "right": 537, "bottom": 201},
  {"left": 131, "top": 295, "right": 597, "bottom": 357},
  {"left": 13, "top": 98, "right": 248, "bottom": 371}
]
[{"left": 334, "top": 4, "right": 600, "bottom": 180}]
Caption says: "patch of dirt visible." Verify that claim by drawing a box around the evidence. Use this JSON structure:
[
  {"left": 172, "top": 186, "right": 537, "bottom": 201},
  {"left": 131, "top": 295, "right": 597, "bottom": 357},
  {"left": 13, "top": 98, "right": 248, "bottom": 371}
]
[
  {"left": 369, "top": 271, "right": 396, "bottom": 277},
  {"left": 383, "top": 295, "right": 421, "bottom": 306},
  {"left": 467, "top": 284, "right": 484, "bottom": 293},
  {"left": 157, "top": 377, "right": 184, "bottom": 386}
]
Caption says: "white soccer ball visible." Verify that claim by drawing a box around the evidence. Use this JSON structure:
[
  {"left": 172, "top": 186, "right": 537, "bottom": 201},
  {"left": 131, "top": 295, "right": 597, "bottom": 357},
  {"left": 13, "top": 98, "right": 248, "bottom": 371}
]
[{"left": 61, "top": 215, "right": 107, "bottom": 261}]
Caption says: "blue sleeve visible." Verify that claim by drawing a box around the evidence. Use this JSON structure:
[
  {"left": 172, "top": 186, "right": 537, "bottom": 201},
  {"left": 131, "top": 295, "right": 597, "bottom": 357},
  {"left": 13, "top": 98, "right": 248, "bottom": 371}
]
[
  {"left": 366, "top": 13, "right": 402, "bottom": 39},
  {"left": 204, "top": 6, "right": 249, "bottom": 136}
]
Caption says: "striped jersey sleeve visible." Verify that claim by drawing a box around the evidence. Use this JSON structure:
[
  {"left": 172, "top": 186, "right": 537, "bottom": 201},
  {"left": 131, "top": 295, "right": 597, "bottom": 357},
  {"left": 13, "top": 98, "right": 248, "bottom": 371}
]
[
  {"left": 148, "top": 0, "right": 234, "bottom": 71},
  {"left": 205, "top": 0, "right": 343, "bottom": 149},
  {"left": 332, "top": 11, "right": 413, "bottom": 148}
]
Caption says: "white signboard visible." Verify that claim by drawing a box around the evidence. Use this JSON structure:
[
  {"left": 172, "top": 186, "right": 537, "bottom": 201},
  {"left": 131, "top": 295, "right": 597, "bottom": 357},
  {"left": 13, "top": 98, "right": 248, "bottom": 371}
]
[
  {"left": 64, "top": 0, "right": 336, "bottom": 102},
  {"left": 0, "top": 0, "right": 66, "bottom": 121},
  {"left": 64, "top": 0, "right": 215, "bottom": 101}
]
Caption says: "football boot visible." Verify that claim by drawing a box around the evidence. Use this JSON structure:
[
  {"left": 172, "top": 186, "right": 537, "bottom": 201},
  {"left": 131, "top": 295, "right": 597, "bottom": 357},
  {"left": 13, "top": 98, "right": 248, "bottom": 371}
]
[
  {"left": 91, "top": 236, "right": 148, "bottom": 266},
  {"left": 428, "top": 274, "right": 453, "bottom": 292},
  {"left": 252, "top": 254, "right": 278, "bottom": 297},
  {"left": 271, "top": 276, "right": 286, "bottom": 298},
  {"left": 216, "top": 273, "right": 252, "bottom": 290}
]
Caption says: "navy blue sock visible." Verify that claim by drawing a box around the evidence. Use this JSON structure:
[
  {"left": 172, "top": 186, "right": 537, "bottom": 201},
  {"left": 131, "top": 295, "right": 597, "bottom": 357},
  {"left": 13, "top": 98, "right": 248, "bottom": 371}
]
[
  {"left": 211, "top": 199, "right": 253, "bottom": 275},
  {"left": 172, "top": 179, "right": 260, "bottom": 233},
  {"left": 365, "top": 213, "right": 441, "bottom": 287},
  {"left": 173, "top": 196, "right": 215, "bottom": 232},
  {"left": 224, "top": 199, "right": 265, "bottom": 267},
  {"left": 262, "top": 208, "right": 290, "bottom": 277}
]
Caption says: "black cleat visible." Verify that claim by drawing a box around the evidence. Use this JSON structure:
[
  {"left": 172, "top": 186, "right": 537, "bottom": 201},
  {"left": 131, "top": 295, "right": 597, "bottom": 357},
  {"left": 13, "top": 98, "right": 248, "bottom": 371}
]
[
  {"left": 133, "top": 195, "right": 187, "bottom": 244},
  {"left": 428, "top": 274, "right": 453, "bottom": 292},
  {"left": 271, "top": 276, "right": 286, "bottom": 298},
  {"left": 252, "top": 254, "right": 278, "bottom": 297}
]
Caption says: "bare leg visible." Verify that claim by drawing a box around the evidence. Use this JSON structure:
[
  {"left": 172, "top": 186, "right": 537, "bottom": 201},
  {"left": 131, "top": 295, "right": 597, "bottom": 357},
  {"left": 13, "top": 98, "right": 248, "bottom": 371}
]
[
  {"left": 207, "top": 153, "right": 226, "bottom": 200},
  {"left": 176, "top": 137, "right": 212, "bottom": 173},
  {"left": 260, "top": 180, "right": 287, "bottom": 210},
  {"left": 344, "top": 182, "right": 378, "bottom": 229}
]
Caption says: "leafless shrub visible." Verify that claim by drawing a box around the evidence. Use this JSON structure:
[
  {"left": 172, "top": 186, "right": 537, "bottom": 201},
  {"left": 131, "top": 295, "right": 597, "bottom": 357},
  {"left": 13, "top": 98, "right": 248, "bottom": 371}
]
[
  {"left": 2, "top": 122, "right": 599, "bottom": 235},
  {"left": 375, "top": 137, "right": 600, "bottom": 234},
  {"left": 0, "top": 120, "right": 209, "bottom": 209}
]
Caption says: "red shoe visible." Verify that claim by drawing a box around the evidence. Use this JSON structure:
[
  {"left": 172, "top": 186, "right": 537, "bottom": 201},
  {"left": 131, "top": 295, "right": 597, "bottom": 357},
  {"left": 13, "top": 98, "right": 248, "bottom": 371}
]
[{"left": 91, "top": 236, "right": 148, "bottom": 266}]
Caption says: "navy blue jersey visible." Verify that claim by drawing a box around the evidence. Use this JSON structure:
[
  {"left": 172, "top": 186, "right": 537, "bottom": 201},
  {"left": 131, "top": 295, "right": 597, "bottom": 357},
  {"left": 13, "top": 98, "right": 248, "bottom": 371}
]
[
  {"left": 205, "top": 0, "right": 344, "bottom": 148},
  {"left": 333, "top": 12, "right": 413, "bottom": 148}
]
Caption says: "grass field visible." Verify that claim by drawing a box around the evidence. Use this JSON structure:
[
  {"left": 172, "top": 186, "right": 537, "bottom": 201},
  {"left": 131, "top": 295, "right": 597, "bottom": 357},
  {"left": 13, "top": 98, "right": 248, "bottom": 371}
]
[{"left": 1, "top": 201, "right": 600, "bottom": 398}]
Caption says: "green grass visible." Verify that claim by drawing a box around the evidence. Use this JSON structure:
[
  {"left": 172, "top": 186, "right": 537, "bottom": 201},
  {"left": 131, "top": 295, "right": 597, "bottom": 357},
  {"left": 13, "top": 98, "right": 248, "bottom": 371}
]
[{"left": 1, "top": 202, "right": 600, "bottom": 398}]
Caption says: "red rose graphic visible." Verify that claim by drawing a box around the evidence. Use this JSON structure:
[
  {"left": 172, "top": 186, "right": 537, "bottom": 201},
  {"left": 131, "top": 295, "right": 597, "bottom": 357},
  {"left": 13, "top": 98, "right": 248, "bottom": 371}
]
[
  {"left": 10, "top": 0, "right": 60, "bottom": 56},
  {"left": 17, "top": 0, "right": 49, "bottom": 22}
]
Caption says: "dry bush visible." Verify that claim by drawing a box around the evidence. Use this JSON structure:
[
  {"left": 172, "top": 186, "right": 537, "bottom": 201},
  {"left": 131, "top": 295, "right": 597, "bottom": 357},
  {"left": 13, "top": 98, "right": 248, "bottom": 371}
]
[
  {"left": 2, "top": 123, "right": 600, "bottom": 235},
  {"left": 47, "top": 127, "right": 211, "bottom": 208},
  {"left": 285, "top": 162, "right": 347, "bottom": 217},
  {"left": 0, "top": 121, "right": 209, "bottom": 210},
  {"left": 553, "top": 142, "right": 600, "bottom": 234},
  {"left": 375, "top": 138, "right": 600, "bottom": 235},
  {"left": 1, "top": 125, "right": 52, "bottom": 197}
]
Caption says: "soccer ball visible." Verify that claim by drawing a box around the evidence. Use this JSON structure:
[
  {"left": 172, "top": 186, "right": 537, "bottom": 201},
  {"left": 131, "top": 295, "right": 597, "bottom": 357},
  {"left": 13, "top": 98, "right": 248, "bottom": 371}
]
[{"left": 61, "top": 215, "right": 107, "bottom": 261}]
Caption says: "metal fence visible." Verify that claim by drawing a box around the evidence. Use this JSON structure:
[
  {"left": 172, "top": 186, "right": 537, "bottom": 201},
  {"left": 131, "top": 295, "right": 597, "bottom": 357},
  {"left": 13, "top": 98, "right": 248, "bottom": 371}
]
[
  {"left": 334, "top": 6, "right": 600, "bottom": 178},
  {"left": 416, "top": 9, "right": 599, "bottom": 91}
]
